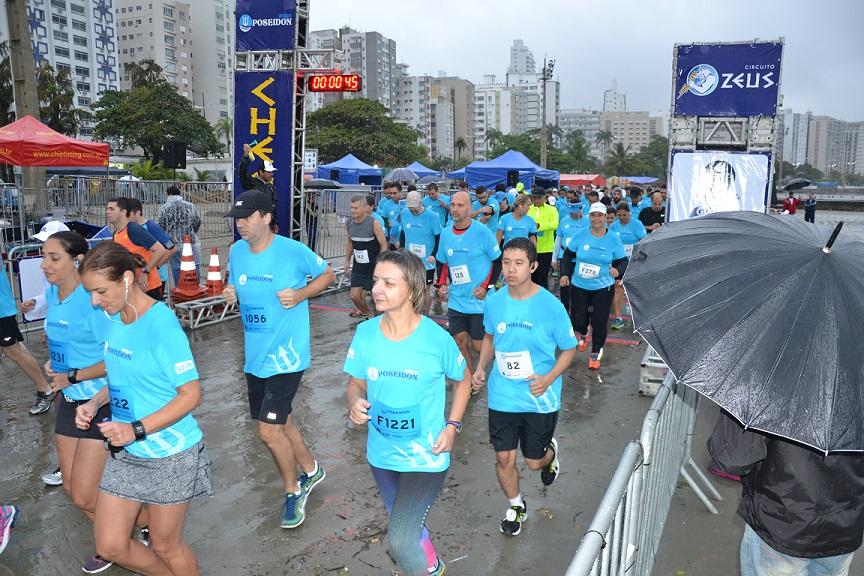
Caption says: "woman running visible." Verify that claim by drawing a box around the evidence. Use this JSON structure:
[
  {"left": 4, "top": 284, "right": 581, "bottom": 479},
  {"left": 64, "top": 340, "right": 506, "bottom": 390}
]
[
  {"left": 75, "top": 242, "right": 212, "bottom": 576},
  {"left": 345, "top": 250, "right": 472, "bottom": 576}
]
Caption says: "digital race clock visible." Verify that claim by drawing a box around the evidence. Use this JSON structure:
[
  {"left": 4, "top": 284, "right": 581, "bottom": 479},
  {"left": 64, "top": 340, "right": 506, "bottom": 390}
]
[{"left": 307, "top": 74, "right": 362, "bottom": 92}]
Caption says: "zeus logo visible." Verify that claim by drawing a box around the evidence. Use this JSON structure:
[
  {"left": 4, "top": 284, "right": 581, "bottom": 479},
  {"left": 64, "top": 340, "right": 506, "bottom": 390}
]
[{"left": 721, "top": 72, "right": 775, "bottom": 89}]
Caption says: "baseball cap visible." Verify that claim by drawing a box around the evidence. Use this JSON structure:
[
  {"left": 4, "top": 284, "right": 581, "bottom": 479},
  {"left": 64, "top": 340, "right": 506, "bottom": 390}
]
[
  {"left": 515, "top": 182, "right": 525, "bottom": 192},
  {"left": 530, "top": 186, "right": 545, "bottom": 196},
  {"left": 406, "top": 190, "right": 422, "bottom": 208},
  {"left": 225, "top": 190, "right": 273, "bottom": 218},
  {"left": 33, "top": 220, "right": 70, "bottom": 241},
  {"left": 568, "top": 202, "right": 583, "bottom": 213},
  {"left": 548, "top": 197, "right": 557, "bottom": 206},
  {"left": 263, "top": 161, "right": 277, "bottom": 172},
  {"left": 588, "top": 202, "right": 607, "bottom": 215}
]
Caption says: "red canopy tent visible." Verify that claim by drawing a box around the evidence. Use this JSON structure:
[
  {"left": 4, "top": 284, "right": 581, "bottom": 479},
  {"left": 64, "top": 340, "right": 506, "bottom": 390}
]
[
  {"left": 0, "top": 115, "right": 109, "bottom": 166},
  {"left": 560, "top": 173, "right": 606, "bottom": 188}
]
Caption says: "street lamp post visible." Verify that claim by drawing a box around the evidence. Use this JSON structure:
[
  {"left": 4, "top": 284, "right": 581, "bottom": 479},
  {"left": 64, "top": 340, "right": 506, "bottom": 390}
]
[{"left": 540, "top": 58, "right": 555, "bottom": 169}]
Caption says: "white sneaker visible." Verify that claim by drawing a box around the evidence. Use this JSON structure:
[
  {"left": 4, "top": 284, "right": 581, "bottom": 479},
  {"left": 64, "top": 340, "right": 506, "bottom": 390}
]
[{"left": 41, "top": 467, "right": 62, "bottom": 486}]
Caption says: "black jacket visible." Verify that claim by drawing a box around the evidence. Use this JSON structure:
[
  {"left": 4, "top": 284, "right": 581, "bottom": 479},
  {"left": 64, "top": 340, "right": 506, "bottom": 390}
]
[{"left": 709, "top": 413, "right": 864, "bottom": 558}]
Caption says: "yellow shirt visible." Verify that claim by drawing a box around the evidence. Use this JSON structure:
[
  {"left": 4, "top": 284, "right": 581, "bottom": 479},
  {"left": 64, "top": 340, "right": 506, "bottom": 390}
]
[{"left": 527, "top": 204, "right": 559, "bottom": 254}]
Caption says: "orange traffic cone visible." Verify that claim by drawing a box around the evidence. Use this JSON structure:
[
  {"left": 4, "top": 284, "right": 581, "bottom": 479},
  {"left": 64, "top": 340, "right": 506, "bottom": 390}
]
[
  {"left": 172, "top": 235, "right": 207, "bottom": 302},
  {"left": 206, "top": 248, "right": 224, "bottom": 297}
]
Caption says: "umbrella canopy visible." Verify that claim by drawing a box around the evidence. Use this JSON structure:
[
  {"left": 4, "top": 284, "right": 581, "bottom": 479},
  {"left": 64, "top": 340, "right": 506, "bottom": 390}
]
[
  {"left": 784, "top": 178, "right": 812, "bottom": 191},
  {"left": 386, "top": 167, "right": 418, "bottom": 182},
  {"left": 0, "top": 115, "right": 109, "bottom": 166},
  {"left": 304, "top": 178, "right": 342, "bottom": 189},
  {"left": 418, "top": 175, "right": 444, "bottom": 186},
  {"left": 624, "top": 211, "right": 864, "bottom": 452}
]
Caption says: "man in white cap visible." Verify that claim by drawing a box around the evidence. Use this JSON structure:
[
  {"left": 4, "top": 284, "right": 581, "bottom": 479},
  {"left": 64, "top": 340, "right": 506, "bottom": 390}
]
[{"left": 239, "top": 142, "right": 278, "bottom": 226}]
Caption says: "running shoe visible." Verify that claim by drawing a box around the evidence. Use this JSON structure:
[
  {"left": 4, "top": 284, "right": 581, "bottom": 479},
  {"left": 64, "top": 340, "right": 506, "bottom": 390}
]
[
  {"left": 29, "top": 391, "right": 55, "bottom": 415},
  {"left": 540, "top": 438, "right": 560, "bottom": 486},
  {"left": 281, "top": 491, "right": 308, "bottom": 529},
  {"left": 577, "top": 335, "right": 588, "bottom": 353},
  {"left": 610, "top": 317, "right": 625, "bottom": 331},
  {"left": 499, "top": 502, "right": 527, "bottom": 536},
  {"left": 588, "top": 349, "right": 603, "bottom": 370},
  {"left": 0, "top": 505, "right": 20, "bottom": 555},
  {"left": 137, "top": 525, "right": 150, "bottom": 546},
  {"left": 428, "top": 555, "right": 447, "bottom": 575},
  {"left": 708, "top": 466, "right": 741, "bottom": 482},
  {"left": 298, "top": 464, "right": 326, "bottom": 496},
  {"left": 41, "top": 467, "right": 63, "bottom": 486},
  {"left": 81, "top": 555, "right": 113, "bottom": 574}
]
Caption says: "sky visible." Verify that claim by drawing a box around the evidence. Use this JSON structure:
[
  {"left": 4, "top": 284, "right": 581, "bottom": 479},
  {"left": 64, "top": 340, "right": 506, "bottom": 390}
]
[{"left": 309, "top": 0, "right": 864, "bottom": 121}]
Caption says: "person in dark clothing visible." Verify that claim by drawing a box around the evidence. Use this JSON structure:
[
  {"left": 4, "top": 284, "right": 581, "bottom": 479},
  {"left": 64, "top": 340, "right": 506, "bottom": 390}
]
[
  {"left": 238, "top": 143, "right": 278, "bottom": 228},
  {"left": 804, "top": 193, "right": 817, "bottom": 224},
  {"left": 709, "top": 413, "right": 864, "bottom": 575},
  {"left": 638, "top": 192, "right": 665, "bottom": 233}
]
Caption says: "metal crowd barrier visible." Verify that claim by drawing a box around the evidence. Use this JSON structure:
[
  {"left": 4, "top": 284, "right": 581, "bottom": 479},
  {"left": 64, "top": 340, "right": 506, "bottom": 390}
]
[{"left": 566, "top": 373, "right": 722, "bottom": 576}]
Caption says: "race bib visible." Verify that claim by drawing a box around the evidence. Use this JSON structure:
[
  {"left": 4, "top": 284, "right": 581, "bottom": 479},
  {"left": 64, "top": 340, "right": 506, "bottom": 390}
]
[
  {"left": 578, "top": 262, "right": 601, "bottom": 279},
  {"left": 370, "top": 402, "right": 421, "bottom": 440},
  {"left": 241, "top": 303, "right": 273, "bottom": 333},
  {"left": 108, "top": 384, "right": 133, "bottom": 421},
  {"left": 495, "top": 350, "right": 534, "bottom": 380},
  {"left": 450, "top": 264, "right": 471, "bottom": 285},
  {"left": 48, "top": 339, "right": 70, "bottom": 372},
  {"left": 353, "top": 249, "right": 370, "bottom": 264},
  {"left": 408, "top": 243, "right": 426, "bottom": 258},
  {"left": 624, "top": 244, "right": 633, "bottom": 258}
]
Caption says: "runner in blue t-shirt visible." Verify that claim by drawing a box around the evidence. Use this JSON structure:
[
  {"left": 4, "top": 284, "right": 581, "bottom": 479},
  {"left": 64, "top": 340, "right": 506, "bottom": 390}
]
[
  {"left": 76, "top": 241, "right": 211, "bottom": 576},
  {"left": 400, "top": 191, "right": 442, "bottom": 301},
  {"left": 471, "top": 185, "right": 501, "bottom": 236},
  {"left": 609, "top": 203, "right": 646, "bottom": 331},
  {"left": 560, "top": 203, "right": 628, "bottom": 370},
  {"left": 552, "top": 203, "right": 588, "bottom": 315},
  {"left": 472, "top": 237, "right": 577, "bottom": 537},
  {"left": 436, "top": 191, "right": 501, "bottom": 376},
  {"left": 224, "top": 190, "right": 335, "bottom": 529},
  {"left": 421, "top": 182, "right": 451, "bottom": 229},
  {"left": 496, "top": 195, "right": 537, "bottom": 246},
  {"left": 384, "top": 182, "right": 407, "bottom": 247},
  {"left": 346, "top": 250, "right": 471, "bottom": 576}
]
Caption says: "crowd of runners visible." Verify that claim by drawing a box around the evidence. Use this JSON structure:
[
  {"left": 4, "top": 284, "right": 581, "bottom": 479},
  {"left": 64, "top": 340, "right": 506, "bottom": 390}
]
[{"left": 0, "top": 180, "right": 668, "bottom": 575}]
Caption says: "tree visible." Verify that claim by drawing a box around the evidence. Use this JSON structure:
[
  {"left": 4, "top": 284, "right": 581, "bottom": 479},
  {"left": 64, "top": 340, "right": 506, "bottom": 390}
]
[
  {"left": 454, "top": 136, "right": 467, "bottom": 162},
  {"left": 193, "top": 167, "right": 211, "bottom": 181},
  {"left": 92, "top": 79, "right": 222, "bottom": 163},
  {"left": 130, "top": 159, "right": 172, "bottom": 180},
  {"left": 604, "top": 142, "right": 631, "bottom": 176},
  {"left": 427, "top": 156, "right": 454, "bottom": 172},
  {"left": 595, "top": 129, "right": 614, "bottom": 161},
  {"left": 214, "top": 116, "right": 233, "bottom": 152},
  {"left": 124, "top": 59, "right": 164, "bottom": 88},
  {"left": 0, "top": 42, "right": 14, "bottom": 125},
  {"left": 631, "top": 135, "right": 669, "bottom": 181},
  {"left": 306, "top": 98, "right": 425, "bottom": 165},
  {"left": 37, "top": 62, "right": 86, "bottom": 135}
]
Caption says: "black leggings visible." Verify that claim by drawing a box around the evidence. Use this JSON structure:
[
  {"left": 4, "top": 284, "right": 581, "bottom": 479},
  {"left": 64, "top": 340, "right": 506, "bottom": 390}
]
[
  {"left": 532, "top": 252, "right": 552, "bottom": 289},
  {"left": 569, "top": 285, "right": 615, "bottom": 353}
]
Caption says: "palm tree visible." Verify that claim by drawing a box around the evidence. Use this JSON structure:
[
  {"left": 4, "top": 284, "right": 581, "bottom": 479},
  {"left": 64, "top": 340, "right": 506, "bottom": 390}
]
[
  {"left": 37, "top": 62, "right": 85, "bottom": 136},
  {"left": 124, "top": 59, "right": 164, "bottom": 88},
  {"left": 595, "top": 129, "right": 614, "bottom": 162},
  {"left": 214, "top": 116, "right": 233, "bottom": 153},
  {"left": 605, "top": 142, "right": 631, "bottom": 176},
  {"left": 484, "top": 128, "right": 504, "bottom": 150},
  {"left": 454, "top": 136, "right": 467, "bottom": 162}
]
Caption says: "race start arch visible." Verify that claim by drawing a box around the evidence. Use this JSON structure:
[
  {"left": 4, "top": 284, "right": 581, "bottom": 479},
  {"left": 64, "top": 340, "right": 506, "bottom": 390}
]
[
  {"left": 232, "top": 0, "right": 337, "bottom": 240},
  {"left": 667, "top": 39, "right": 785, "bottom": 222}
]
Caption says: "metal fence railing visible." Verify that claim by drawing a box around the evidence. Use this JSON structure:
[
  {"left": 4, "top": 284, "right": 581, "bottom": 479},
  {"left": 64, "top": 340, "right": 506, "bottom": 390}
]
[{"left": 566, "top": 373, "right": 722, "bottom": 576}]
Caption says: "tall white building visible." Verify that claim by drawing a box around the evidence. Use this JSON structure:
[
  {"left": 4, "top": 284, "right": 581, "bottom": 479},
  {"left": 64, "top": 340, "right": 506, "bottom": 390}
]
[
  {"left": 599, "top": 111, "right": 663, "bottom": 155},
  {"left": 558, "top": 108, "right": 602, "bottom": 158},
  {"left": 305, "top": 29, "right": 346, "bottom": 114},
  {"left": 506, "top": 71, "right": 560, "bottom": 135},
  {"left": 430, "top": 97, "right": 454, "bottom": 159},
  {"left": 473, "top": 75, "right": 517, "bottom": 159},
  {"left": 189, "top": 0, "right": 233, "bottom": 121},
  {"left": 777, "top": 109, "right": 811, "bottom": 167},
  {"left": 603, "top": 80, "right": 626, "bottom": 112},
  {"left": 508, "top": 39, "right": 535, "bottom": 75},
  {"left": 0, "top": 0, "right": 121, "bottom": 137},
  {"left": 393, "top": 71, "right": 432, "bottom": 152},
  {"left": 340, "top": 27, "right": 397, "bottom": 111}
]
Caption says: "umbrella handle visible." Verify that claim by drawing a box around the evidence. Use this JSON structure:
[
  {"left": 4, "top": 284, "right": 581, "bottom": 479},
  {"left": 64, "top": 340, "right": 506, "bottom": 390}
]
[{"left": 823, "top": 221, "right": 843, "bottom": 253}]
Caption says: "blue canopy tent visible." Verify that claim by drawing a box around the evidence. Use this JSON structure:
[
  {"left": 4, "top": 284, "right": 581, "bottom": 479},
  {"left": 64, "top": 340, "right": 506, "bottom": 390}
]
[
  {"left": 446, "top": 166, "right": 467, "bottom": 180},
  {"left": 316, "top": 153, "right": 383, "bottom": 185},
  {"left": 406, "top": 161, "right": 438, "bottom": 178},
  {"left": 465, "top": 150, "right": 559, "bottom": 189}
]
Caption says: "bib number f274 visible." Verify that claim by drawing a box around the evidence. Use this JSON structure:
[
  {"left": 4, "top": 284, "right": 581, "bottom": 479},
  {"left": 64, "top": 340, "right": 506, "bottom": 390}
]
[{"left": 578, "top": 262, "right": 601, "bottom": 279}]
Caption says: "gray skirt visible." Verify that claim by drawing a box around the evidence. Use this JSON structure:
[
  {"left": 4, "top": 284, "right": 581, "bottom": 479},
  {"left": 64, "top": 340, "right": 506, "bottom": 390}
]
[{"left": 100, "top": 441, "right": 214, "bottom": 505}]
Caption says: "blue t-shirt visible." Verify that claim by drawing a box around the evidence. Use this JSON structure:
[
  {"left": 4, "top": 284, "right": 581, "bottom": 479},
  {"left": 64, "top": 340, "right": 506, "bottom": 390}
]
[
  {"left": 0, "top": 270, "right": 15, "bottom": 318},
  {"left": 610, "top": 218, "right": 647, "bottom": 250},
  {"left": 230, "top": 235, "right": 328, "bottom": 377},
  {"left": 483, "top": 288, "right": 577, "bottom": 413},
  {"left": 387, "top": 199, "right": 407, "bottom": 243},
  {"left": 497, "top": 213, "right": 537, "bottom": 244},
  {"left": 143, "top": 219, "right": 174, "bottom": 283},
  {"left": 401, "top": 209, "right": 442, "bottom": 270},
  {"left": 557, "top": 201, "right": 581, "bottom": 222},
  {"left": 45, "top": 283, "right": 112, "bottom": 400},
  {"left": 104, "top": 302, "right": 202, "bottom": 458},
  {"left": 377, "top": 197, "right": 394, "bottom": 236},
  {"left": 422, "top": 194, "right": 451, "bottom": 228},
  {"left": 472, "top": 199, "right": 500, "bottom": 235},
  {"left": 372, "top": 211, "right": 386, "bottom": 230},
  {"left": 557, "top": 215, "right": 588, "bottom": 257},
  {"left": 436, "top": 221, "right": 500, "bottom": 314},
  {"left": 567, "top": 227, "right": 627, "bottom": 291},
  {"left": 629, "top": 198, "right": 648, "bottom": 220},
  {"left": 344, "top": 316, "right": 466, "bottom": 473}
]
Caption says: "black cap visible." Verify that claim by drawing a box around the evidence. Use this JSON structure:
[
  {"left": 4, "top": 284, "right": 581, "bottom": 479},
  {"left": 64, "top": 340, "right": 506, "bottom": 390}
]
[{"left": 224, "top": 190, "right": 273, "bottom": 218}]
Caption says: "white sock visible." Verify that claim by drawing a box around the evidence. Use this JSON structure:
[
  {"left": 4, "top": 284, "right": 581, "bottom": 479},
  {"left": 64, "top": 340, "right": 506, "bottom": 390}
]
[
  {"left": 307, "top": 461, "right": 319, "bottom": 477},
  {"left": 509, "top": 495, "right": 524, "bottom": 508},
  {"left": 292, "top": 481, "right": 302, "bottom": 495}
]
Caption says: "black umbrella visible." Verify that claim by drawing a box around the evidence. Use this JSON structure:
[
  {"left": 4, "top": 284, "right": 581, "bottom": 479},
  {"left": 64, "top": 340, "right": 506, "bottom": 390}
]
[
  {"left": 623, "top": 211, "right": 864, "bottom": 452},
  {"left": 304, "top": 178, "right": 342, "bottom": 189},
  {"left": 784, "top": 178, "right": 811, "bottom": 191},
  {"left": 418, "top": 174, "right": 445, "bottom": 186}
]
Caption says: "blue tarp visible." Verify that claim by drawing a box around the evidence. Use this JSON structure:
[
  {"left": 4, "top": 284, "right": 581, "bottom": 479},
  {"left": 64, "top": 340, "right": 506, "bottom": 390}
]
[
  {"left": 464, "top": 150, "right": 559, "bottom": 189},
  {"left": 407, "top": 161, "right": 439, "bottom": 178},
  {"left": 316, "top": 154, "right": 383, "bottom": 185},
  {"left": 447, "top": 166, "right": 467, "bottom": 179},
  {"left": 623, "top": 176, "right": 659, "bottom": 185}
]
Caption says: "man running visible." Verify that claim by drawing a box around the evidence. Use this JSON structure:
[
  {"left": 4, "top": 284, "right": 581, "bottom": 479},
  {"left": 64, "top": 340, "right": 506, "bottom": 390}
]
[
  {"left": 106, "top": 197, "right": 167, "bottom": 300},
  {"left": 224, "top": 190, "right": 335, "bottom": 529},
  {"left": 345, "top": 194, "right": 388, "bottom": 321},
  {"left": 471, "top": 186, "right": 500, "bottom": 236},
  {"left": 526, "top": 187, "right": 558, "bottom": 289},
  {"left": 400, "top": 191, "right": 442, "bottom": 308},
  {"left": 609, "top": 203, "right": 646, "bottom": 330},
  {"left": 436, "top": 191, "right": 500, "bottom": 376},
  {"left": 472, "top": 237, "right": 577, "bottom": 536}
]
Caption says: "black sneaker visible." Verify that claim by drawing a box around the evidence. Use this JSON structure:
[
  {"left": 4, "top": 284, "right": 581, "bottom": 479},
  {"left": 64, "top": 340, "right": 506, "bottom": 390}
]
[
  {"left": 540, "top": 437, "right": 560, "bottom": 486},
  {"left": 499, "top": 502, "right": 527, "bottom": 536},
  {"left": 29, "top": 391, "right": 55, "bottom": 415}
]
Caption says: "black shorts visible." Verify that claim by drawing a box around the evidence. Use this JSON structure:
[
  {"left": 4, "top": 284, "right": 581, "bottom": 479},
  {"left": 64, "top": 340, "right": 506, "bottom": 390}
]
[
  {"left": 425, "top": 269, "right": 435, "bottom": 285},
  {"left": 350, "top": 268, "right": 374, "bottom": 291},
  {"left": 447, "top": 310, "right": 484, "bottom": 341},
  {"left": 488, "top": 409, "right": 559, "bottom": 460},
  {"left": 246, "top": 371, "right": 304, "bottom": 425},
  {"left": 56, "top": 394, "right": 112, "bottom": 440},
  {"left": 0, "top": 315, "right": 23, "bottom": 347}
]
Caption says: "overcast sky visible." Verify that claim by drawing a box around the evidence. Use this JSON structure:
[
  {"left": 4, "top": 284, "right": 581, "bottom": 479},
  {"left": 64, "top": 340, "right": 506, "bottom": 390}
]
[{"left": 309, "top": 0, "right": 863, "bottom": 121}]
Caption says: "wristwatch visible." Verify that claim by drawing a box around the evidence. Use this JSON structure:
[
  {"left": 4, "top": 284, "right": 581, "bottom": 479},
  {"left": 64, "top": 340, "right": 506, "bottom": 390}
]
[
  {"left": 446, "top": 420, "right": 462, "bottom": 434},
  {"left": 131, "top": 420, "right": 147, "bottom": 441},
  {"left": 67, "top": 368, "right": 79, "bottom": 384}
]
